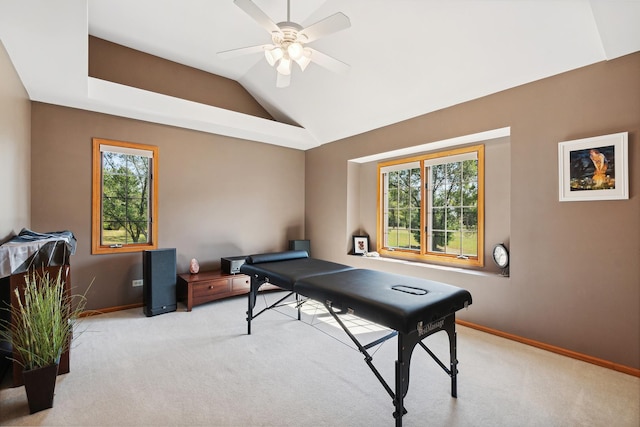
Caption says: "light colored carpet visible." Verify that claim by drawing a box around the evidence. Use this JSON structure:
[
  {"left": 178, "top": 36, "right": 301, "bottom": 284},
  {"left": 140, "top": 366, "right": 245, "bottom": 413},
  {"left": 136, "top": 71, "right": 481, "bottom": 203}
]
[{"left": 1, "top": 291, "right": 638, "bottom": 426}]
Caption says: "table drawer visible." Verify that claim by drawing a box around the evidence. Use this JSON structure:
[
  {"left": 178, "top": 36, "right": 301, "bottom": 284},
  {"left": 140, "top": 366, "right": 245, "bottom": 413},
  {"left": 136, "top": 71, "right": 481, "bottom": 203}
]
[
  {"left": 231, "top": 276, "right": 250, "bottom": 292},
  {"left": 192, "top": 279, "right": 230, "bottom": 299},
  {"left": 177, "top": 270, "right": 251, "bottom": 311}
]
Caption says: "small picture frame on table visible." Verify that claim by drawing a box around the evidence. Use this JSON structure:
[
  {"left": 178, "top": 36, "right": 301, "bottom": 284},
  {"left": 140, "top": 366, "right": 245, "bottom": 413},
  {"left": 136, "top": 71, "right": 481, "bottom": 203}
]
[{"left": 353, "top": 235, "right": 369, "bottom": 255}]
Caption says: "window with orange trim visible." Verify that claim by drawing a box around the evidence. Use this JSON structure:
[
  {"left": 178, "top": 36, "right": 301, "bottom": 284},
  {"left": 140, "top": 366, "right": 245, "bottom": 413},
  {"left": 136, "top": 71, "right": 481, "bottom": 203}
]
[
  {"left": 378, "top": 145, "right": 484, "bottom": 267},
  {"left": 92, "top": 138, "right": 158, "bottom": 254}
]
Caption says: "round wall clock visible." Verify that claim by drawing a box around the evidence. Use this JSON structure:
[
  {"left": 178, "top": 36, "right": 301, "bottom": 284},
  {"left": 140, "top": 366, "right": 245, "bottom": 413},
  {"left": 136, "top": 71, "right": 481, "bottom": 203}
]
[{"left": 492, "top": 243, "right": 509, "bottom": 276}]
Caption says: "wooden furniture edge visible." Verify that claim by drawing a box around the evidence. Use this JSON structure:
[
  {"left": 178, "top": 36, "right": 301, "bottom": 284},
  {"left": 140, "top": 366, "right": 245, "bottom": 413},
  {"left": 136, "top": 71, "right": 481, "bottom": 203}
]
[
  {"left": 177, "top": 271, "right": 251, "bottom": 311},
  {"left": 79, "top": 303, "right": 143, "bottom": 317},
  {"left": 456, "top": 319, "right": 640, "bottom": 378}
]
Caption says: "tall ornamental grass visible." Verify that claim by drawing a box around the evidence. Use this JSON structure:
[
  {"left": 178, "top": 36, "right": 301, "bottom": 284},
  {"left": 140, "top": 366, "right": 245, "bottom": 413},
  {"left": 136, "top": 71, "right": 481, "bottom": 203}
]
[{"left": 0, "top": 268, "right": 87, "bottom": 371}]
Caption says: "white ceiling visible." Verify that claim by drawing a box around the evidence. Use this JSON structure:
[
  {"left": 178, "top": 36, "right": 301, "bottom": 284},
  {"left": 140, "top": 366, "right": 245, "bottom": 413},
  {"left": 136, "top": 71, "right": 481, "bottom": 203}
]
[{"left": 1, "top": 0, "right": 639, "bottom": 150}]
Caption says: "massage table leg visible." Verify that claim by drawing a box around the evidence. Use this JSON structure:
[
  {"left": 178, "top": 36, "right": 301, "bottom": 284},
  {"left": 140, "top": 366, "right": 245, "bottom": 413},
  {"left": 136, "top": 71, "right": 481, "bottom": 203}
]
[
  {"left": 450, "top": 327, "right": 458, "bottom": 397},
  {"left": 246, "top": 278, "right": 294, "bottom": 335},
  {"left": 323, "top": 302, "right": 410, "bottom": 423},
  {"left": 416, "top": 315, "right": 458, "bottom": 398},
  {"left": 324, "top": 302, "right": 458, "bottom": 426},
  {"left": 247, "top": 279, "right": 256, "bottom": 335},
  {"left": 395, "top": 339, "right": 408, "bottom": 427}
]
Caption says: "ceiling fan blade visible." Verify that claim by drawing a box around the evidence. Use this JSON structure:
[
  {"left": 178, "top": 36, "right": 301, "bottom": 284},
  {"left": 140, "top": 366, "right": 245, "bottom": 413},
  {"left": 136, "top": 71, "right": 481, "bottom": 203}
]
[
  {"left": 234, "top": 0, "right": 280, "bottom": 34},
  {"left": 307, "top": 48, "right": 350, "bottom": 74},
  {"left": 299, "top": 12, "right": 351, "bottom": 43},
  {"left": 276, "top": 72, "right": 291, "bottom": 88},
  {"left": 218, "top": 44, "right": 270, "bottom": 59}
]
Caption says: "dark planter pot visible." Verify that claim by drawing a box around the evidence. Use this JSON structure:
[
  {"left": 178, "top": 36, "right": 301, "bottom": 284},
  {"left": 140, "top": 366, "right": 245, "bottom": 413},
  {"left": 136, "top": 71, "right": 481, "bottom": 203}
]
[{"left": 22, "top": 363, "right": 59, "bottom": 414}]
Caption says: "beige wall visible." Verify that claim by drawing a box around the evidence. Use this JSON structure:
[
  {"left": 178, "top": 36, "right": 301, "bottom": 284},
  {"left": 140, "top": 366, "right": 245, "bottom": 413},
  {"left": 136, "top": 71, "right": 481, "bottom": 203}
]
[
  {"left": 0, "top": 41, "right": 30, "bottom": 242},
  {"left": 305, "top": 52, "right": 640, "bottom": 369},
  {"left": 89, "top": 36, "right": 274, "bottom": 120},
  {"left": 30, "top": 103, "right": 305, "bottom": 311}
]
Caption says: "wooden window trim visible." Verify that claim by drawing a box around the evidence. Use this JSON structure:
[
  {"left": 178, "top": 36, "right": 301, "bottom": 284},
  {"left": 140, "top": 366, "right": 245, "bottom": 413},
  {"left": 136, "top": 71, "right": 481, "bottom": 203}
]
[
  {"left": 91, "top": 138, "right": 159, "bottom": 255},
  {"left": 377, "top": 144, "right": 484, "bottom": 268}
]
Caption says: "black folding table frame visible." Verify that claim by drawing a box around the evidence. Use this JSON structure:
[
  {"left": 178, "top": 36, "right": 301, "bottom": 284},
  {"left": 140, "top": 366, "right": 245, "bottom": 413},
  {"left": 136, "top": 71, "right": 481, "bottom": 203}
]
[{"left": 246, "top": 278, "right": 460, "bottom": 427}]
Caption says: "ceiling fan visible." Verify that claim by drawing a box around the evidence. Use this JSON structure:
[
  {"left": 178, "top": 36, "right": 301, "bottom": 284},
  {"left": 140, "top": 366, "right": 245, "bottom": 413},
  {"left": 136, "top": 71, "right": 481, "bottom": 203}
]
[{"left": 218, "top": 0, "right": 351, "bottom": 88}]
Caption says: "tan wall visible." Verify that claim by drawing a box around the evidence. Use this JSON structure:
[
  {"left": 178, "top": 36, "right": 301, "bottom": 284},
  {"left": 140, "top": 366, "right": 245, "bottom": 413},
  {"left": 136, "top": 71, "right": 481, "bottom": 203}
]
[
  {"left": 89, "top": 36, "right": 274, "bottom": 120},
  {"left": 30, "top": 103, "right": 305, "bottom": 311},
  {"left": 0, "top": 41, "right": 30, "bottom": 242},
  {"left": 305, "top": 52, "right": 640, "bottom": 369}
]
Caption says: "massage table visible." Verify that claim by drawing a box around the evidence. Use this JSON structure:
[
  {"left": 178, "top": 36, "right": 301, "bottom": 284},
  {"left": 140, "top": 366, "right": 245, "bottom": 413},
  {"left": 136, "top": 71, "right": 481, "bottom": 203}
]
[{"left": 240, "top": 251, "right": 472, "bottom": 426}]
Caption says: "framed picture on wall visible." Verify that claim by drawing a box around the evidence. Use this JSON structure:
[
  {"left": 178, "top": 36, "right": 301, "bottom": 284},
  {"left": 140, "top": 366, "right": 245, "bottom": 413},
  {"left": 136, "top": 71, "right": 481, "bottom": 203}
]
[
  {"left": 558, "top": 132, "right": 628, "bottom": 202},
  {"left": 352, "top": 235, "right": 369, "bottom": 254}
]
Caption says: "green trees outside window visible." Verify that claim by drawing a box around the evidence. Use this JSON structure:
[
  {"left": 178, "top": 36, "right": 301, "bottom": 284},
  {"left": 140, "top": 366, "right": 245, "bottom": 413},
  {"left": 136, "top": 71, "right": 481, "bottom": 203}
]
[
  {"left": 378, "top": 145, "right": 484, "bottom": 267},
  {"left": 429, "top": 159, "right": 478, "bottom": 256},
  {"left": 92, "top": 139, "right": 158, "bottom": 254},
  {"left": 101, "top": 151, "right": 150, "bottom": 246},
  {"left": 386, "top": 167, "right": 421, "bottom": 251}
]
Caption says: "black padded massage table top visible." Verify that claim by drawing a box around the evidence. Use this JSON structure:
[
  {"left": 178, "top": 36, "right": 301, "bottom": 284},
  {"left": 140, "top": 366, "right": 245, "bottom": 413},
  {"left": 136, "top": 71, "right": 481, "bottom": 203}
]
[
  {"left": 295, "top": 268, "right": 471, "bottom": 335},
  {"left": 242, "top": 250, "right": 471, "bottom": 334},
  {"left": 241, "top": 250, "right": 354, "bottom": 290}
]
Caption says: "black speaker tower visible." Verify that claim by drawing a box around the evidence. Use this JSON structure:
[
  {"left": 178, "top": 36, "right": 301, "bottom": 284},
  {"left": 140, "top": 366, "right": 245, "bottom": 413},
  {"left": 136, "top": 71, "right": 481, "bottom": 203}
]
[
  {"left": 143, "top": 248, "right": 177, "bottom": 317},
  {"left": 289, "top": 240, "right": 311, "bottom": 256}
]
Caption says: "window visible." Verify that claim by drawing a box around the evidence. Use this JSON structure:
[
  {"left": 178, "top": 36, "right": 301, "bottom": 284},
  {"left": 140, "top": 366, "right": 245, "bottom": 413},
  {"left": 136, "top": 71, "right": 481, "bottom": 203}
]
[
  {"left": 92, "top": 138, "right": 158, "bottom": 254},
  {"left": 378, "top": 145, "right": 484, "bottom": 267}
]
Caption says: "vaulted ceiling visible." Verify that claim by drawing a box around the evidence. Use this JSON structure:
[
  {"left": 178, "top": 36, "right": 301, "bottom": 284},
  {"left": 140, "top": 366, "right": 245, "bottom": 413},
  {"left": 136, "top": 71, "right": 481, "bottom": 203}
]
[{"left": 1, "top": 0, "right": 639, "bottom": 150}]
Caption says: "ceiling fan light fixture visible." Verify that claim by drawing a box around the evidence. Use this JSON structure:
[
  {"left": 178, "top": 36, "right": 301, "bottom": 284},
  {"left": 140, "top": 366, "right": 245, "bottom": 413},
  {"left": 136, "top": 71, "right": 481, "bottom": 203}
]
[
  {"left": 224, "top": 0, "right": 352, "bottom": 87},
  {"left": 294, "top": 48, "right": 312, "bottom": 71},
  {"left": 264, "top": 46, "right": 283, "bottom": 66},
  {"left": 277, "top": 56, "right": 292, "bottom": 75},
  {"left": 287, "top": 42, "right": 304, "bottom": 60}
]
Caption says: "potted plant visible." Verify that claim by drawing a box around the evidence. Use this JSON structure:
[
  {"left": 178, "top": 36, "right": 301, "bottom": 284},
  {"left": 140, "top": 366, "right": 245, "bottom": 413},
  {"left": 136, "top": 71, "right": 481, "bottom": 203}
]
[{"left": 0, "top": 266, "right": 87, "bottom": 413}]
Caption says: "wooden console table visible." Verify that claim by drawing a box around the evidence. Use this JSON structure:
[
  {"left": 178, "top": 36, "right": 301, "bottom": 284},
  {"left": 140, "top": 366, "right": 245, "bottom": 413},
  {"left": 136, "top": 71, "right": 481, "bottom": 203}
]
[{"left": 177, "top": 270, "right": 251, "bottom": 311}]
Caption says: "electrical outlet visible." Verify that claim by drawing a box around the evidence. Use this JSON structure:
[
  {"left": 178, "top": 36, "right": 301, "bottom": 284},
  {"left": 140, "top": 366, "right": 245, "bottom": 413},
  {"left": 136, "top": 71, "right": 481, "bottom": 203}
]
[{"left": 132, "top": 279, "right": 144, "bottom": 287}]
